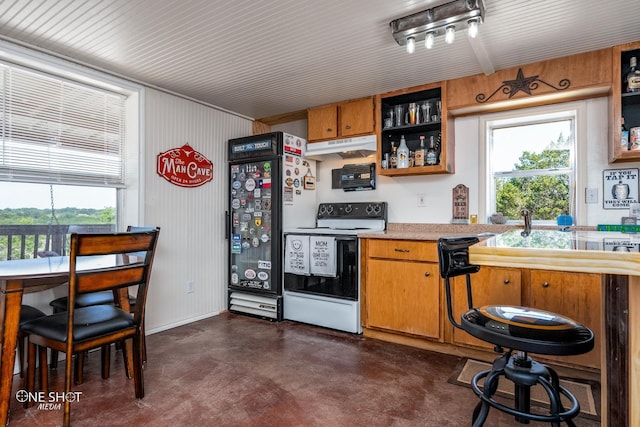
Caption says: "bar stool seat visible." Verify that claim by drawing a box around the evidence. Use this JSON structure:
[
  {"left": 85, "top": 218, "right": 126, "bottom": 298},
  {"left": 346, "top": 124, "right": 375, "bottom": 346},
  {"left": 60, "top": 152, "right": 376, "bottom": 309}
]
[{"left": 438, "top": 236, "right": 595, "bottom": 427}]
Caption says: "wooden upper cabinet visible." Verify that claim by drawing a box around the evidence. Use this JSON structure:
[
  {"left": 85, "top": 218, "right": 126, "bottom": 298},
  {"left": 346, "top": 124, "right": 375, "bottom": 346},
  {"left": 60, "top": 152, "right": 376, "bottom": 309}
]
[
  {"left": 307, "top": 96, "right": 374, "bottom": 142},
  {"left": 307, "top": 104, "right": 338, "bottom": 141},
  {"left": 340, "top": 97, "right": 375, "bottom": 137}
]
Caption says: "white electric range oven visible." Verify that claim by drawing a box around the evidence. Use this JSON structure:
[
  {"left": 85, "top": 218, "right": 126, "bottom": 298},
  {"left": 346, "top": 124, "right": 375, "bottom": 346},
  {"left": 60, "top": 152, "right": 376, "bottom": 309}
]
[{"left": 283, "top": 202, "right": 387, "bottom": 333}]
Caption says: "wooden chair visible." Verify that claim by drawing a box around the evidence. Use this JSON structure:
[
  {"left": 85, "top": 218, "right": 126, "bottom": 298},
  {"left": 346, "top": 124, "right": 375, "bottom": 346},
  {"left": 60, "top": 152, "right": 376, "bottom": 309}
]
[
  {"left": 47, "top": 225, "right": 153, "bottom": 378},
  {"left": 17, "top": 305, "right": 47, "bottom": 378},
  {"left": 22, "top": 229, "right": 160, "bottom": 427}
]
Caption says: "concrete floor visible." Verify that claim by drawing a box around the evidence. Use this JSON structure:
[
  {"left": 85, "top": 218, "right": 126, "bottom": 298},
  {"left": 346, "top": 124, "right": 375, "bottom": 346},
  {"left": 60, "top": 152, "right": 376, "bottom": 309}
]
[{"left": 8, "top": 313, "right": 600, "bottom": 426}]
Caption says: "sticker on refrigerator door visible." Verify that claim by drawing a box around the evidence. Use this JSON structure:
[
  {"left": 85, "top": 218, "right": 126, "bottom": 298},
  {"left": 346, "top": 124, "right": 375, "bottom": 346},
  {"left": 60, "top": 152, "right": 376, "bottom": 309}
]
[
  {"left": 245, "top": 178, "right": 256, "bottom": 191},
  {"left": 259, "top": 178, "right": 271, "bottom": 188},
  {"left": 262, "top": 281, "right": 270, "bottom": 290},
  {"left": 230, "top": 272, "right": 239, "bottom": 285},
  {"left": 284, "top": 186, "right": 293, "bottom": 204},
  {"left": 263, "top": 162, "right": 271, "bottom": 171},
  {"left": 244, "top": 269, "right": 256, "bottom": 279},
  {"left": 253, "top": 188, "right": 261, "bottom": 198},
  {"left": 262, "top": 198, "right": 272, "bottom": 210},
  {"left": 231, "top": 234, "right": 242, "bottom": 254},
  {"left": 258, "top": 260, "right": 271, "bottom": 269},
  {"left": 254, "top": 218, "right": 262, "bottom": 227},
  {"left": 260, "top": 233, "right": 270, "bottom": 243},
  {"left": 257, "top": 271, "right": 269, "bottom": 281},
  {"left": 242, "top": 238, "right": 251, "bottom": 249},
  {"left": 231, "top": 199, "right": 240, "bottom": 209},
  {"left": 232, "top": 212, "right": 239, "bottom": 226},
  {"left": 251, "top": 236, "right": 260, "bottom": 248},
  {"left": 232, "top": 180, "right": 242, "bottom": 189}
]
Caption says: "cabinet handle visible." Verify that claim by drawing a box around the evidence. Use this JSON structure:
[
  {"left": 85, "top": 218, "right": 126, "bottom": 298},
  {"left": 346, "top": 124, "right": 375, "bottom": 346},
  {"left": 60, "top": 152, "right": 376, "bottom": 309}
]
[
  {"left": 542, "top": 282, "right": 550, "bottom": 288},
  {"left": 326, "top": 128, "right": 333, "bottom": 132},
  {"left": 424, "top": 272, "right": 430, "bottom": 277},
  {"left": 394, "top": 248, "right": 410, "bottom": 253},
  {"left": 345, "top": 124, "right": 351, "bottom": 129},
  {"left": 503, "top": 279, "right": 510, "bottom": 284}
]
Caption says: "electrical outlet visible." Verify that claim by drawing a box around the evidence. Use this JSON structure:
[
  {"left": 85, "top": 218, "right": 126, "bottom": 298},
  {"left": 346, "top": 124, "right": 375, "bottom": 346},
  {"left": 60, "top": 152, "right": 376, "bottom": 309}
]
[
  {"left": 585, "top": 188, "right": 598, "bottom": 204},
  {"left": 187, "top": 281, "right": 195, "bottom": 293},
  {"left": 417, "top": 193, "right": 426, "bottom": 207}
]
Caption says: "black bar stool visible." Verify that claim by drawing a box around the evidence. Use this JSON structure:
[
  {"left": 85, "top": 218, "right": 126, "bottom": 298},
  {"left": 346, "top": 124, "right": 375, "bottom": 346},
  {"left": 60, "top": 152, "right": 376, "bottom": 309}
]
[{"left": 437, "top": 236, "right": 594, "bottom": 427}]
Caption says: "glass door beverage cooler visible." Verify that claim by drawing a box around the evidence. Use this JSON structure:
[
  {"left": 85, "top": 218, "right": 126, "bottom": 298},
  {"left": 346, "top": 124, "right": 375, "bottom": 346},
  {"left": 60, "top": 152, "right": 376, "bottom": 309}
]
[{"left": 226, "top": 132, "right": 316, "bottom": 320}]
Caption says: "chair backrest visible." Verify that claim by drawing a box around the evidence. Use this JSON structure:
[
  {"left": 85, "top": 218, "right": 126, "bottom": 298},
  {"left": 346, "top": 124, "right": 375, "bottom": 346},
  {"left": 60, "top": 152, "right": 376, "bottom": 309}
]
[
  {"left": 437, "top": 236, "right": 481, "bottom": 330},
  {"left": 66, "top": 229, "right": 160, "bottom": 340}
]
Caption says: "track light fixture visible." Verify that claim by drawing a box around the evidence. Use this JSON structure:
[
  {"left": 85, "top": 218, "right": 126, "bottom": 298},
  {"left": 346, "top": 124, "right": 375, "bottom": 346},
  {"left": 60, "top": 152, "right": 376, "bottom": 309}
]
[{"left": 390, "top": 0, "right": 485, "bottom": 52}]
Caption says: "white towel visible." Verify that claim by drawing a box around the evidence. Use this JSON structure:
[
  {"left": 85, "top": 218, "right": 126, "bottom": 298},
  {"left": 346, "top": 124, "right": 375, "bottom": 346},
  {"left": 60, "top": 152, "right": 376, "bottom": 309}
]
[
  {"left": 310, "top": 236, "right": 337, "bottom": 277},
  {"left": 284, "top": 235, "right": 310, "bottom": 275}
]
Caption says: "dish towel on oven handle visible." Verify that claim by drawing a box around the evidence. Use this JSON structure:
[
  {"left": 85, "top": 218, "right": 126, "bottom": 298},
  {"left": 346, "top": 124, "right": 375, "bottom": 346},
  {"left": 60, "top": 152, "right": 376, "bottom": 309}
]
[
  {"left": 310, "top": 236, "right": 337, "bottom": 277},
  {"left": 285, "top": 235, "right": 310, "bottom": 275}
]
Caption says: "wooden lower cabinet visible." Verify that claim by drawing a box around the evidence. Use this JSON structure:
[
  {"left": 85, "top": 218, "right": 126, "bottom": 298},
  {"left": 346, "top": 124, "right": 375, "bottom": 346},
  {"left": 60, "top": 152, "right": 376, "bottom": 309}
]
[
  {"left": 365, "top": 258, "right": 441, "bottom": 340},
  {"left": 361, "top": 238, "right": 601, "bottom": 371},
  {"left": 450, "top": 267, "right": 522, "bottom": 350},
  {"left": 528, "top": 269, "right": 602, "bottom": 369}
]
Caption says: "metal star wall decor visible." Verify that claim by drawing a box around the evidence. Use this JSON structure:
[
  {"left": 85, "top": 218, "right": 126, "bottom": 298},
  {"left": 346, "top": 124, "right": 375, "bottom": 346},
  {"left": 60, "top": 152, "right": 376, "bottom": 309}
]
[{"left": 476, "top": 68, "right": 571, "bottom": 103}]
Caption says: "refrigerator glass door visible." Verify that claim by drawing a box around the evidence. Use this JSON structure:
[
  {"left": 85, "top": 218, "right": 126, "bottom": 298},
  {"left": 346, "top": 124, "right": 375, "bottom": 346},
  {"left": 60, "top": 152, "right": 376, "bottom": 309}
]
[{"left": 229, "top": 158, "right": 280, "bottom": 295}]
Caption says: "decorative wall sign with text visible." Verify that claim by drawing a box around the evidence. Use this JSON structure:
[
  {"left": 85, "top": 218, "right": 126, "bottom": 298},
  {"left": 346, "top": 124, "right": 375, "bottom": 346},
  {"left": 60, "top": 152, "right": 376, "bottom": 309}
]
[
  {"left": 157, "top": 143, "right": 213, "bottom": 188},
  {"left": 603, "top": 168, "right": 639, "bottom": 209}
]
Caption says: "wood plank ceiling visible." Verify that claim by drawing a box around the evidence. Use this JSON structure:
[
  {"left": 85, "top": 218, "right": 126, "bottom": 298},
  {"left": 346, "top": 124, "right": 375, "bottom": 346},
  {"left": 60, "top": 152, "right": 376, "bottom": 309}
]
[{"left": 0, "top": 0, "right": 639, "bottom": 120}]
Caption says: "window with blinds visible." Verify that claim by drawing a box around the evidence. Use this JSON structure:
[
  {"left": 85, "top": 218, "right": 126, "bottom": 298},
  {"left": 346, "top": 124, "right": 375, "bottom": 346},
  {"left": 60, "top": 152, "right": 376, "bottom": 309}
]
[{"left": 0, "top": 62, "right": 126, "bottom": 187}]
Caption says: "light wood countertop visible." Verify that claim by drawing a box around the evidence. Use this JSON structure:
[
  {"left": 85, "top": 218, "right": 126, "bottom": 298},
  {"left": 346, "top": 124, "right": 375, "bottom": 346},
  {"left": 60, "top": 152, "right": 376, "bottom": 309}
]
[{"left": 469, "top": 229, "right": 640, "bottom": 276}]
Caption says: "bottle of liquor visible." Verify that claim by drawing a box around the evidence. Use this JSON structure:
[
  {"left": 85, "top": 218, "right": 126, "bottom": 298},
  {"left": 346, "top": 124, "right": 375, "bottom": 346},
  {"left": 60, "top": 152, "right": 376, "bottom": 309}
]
[
  {"left": 426, "top": 135, "right": 438, "bottom": 165},
  {"left": 626, "top": 56, "right": 640, "bottom": 93},
  {"left": 389, "top": 141, "right": 398, "bottom": 168},
  {"left": 397, "top": 135, "right": 410, "bottom": 168},
  {"left": 414, "top": 136, "right": 425, "bottom": 167},
  {"left": 622, "top": 117, "right": 630, "bottom": 150}
]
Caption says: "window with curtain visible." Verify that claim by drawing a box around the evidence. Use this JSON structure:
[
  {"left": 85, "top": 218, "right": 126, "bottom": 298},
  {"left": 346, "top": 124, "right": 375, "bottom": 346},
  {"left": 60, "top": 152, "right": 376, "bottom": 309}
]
[{"left": 0, "top": 61, "right": 126, "bottom": 187}]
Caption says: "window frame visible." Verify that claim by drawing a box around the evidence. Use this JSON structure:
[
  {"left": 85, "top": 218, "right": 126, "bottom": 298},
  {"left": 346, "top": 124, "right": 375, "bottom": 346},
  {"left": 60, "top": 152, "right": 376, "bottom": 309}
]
[
  {"left": 478, "top": 102, "right": 587, "bottom": 225},
  {"left": 0, "top": 40, "right": 144, "bottom": 229}
]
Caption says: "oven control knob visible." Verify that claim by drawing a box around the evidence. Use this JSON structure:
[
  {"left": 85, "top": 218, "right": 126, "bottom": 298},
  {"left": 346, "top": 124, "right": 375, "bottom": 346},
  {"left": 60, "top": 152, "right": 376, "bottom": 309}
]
[
  {"left": 319, "top": 204, "right": 326, "bottom": 215},
  {"left": 326, "top": 204, "right": 334, "bottom": 215},
  {"left": 366, "top": 204, "right": 373, "bottom": 214},
  {"left": 344, "top": 204, "right": 352, "bottom": 214},
  {"left": 372, "top": 204, "right": 381, "bottom": 215}
]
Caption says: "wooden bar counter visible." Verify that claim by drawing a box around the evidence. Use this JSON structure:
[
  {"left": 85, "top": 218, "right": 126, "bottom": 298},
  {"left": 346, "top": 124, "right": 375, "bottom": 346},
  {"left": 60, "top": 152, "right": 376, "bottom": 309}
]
[{"left": 469, "top": 229, "right": 640, "bottom": 427}]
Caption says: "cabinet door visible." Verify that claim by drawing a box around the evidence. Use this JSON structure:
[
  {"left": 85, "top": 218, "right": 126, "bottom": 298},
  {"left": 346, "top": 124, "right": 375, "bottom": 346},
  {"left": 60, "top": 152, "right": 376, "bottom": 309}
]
[
  {"left": 529, "top": 270, "right": 601, "bottom": 369},
  {"left": 307, "top": 104, "right": 337, "bottom": 141},
  {"left": 366, "top": 259, "right": 440, "bottom": 339},
  {"left": 450, "top": 267, "right": 521, "bottom": 349},
  {"left": 340, "top": 97, "right": 374, "bottom": 137}
]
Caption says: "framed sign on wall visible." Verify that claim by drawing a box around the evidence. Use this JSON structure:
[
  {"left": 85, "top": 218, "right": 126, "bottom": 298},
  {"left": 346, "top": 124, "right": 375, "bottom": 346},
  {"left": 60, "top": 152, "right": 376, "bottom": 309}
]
[{"left": 603, "top": 168, "right": 639, "bottom": 209}]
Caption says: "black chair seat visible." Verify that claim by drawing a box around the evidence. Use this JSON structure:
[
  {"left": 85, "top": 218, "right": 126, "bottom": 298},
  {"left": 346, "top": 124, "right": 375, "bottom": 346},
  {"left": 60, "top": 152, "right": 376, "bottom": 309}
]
[
  {"left": 462, "top": 305, "right": 594, "bottom": 356},
  {"left": 50, "top": 291, "right": 136, "bottom": 312},
  {"left": 20, "top": 305, "right": 46, "bottom": 325},
  {"left": 22, "top": 305, "right": 135, "bottom": 343}
]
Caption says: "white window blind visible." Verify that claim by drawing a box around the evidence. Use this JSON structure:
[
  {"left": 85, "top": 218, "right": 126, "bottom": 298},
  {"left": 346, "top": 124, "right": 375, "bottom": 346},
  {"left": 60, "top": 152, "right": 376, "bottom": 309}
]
[{"left": 0, "top": 62, "right": 126, "bottom": 186}]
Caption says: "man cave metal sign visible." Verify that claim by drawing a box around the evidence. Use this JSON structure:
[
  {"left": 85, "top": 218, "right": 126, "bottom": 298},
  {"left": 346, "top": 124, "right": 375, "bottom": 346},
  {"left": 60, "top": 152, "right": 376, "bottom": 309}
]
[{"left": 157, "top": 144, "right": 213, "bottom": 188}]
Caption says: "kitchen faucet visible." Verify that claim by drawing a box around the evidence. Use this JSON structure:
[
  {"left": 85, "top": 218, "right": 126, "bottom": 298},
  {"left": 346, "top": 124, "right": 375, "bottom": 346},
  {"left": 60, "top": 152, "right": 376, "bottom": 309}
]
[{"left": 521, "top": 209, "right": 531, "bottom": 237}]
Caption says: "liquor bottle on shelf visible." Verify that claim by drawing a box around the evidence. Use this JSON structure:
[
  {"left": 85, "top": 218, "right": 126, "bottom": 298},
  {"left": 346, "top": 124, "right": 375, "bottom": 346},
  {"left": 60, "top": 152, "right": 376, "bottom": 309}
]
[
  {"left": 389, "top": 141, "right": 398, "bottom": 168},
  {"left": 397, "top": 135, "right": 409, "bottom": 168},
  {"left": 625, "top": 56, "right": 640, "bottom": 93},
  {"left": 415, "top": 136, "right": 425, "bottom": 167},
  {"left": 426, "top": 135, "right": 438, "bottom": 165},
  {"left": 622, "top": 117, "right": 630, "bottom": 150}
]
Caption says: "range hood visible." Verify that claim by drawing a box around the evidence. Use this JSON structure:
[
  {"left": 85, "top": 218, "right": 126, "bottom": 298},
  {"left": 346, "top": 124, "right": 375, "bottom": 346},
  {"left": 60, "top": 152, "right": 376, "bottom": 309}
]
[{"left": 304, "top": 134, "right": 377, "bottom": 161}]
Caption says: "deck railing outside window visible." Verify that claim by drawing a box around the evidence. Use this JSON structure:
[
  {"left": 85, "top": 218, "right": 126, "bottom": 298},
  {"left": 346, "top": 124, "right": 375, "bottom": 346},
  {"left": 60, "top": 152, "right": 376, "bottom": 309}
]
[{"left": 0, "top": 224, "right": 115, "bottom": 260}]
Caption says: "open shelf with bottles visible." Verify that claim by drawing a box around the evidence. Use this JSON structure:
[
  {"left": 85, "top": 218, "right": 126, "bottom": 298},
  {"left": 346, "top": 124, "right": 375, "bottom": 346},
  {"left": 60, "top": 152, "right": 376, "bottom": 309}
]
[
  {"left": 376, "top": 82, "right": 453, "bottom": 176},
  {"left": 610, "top": 42, "right": 640, "bottom": 163}
]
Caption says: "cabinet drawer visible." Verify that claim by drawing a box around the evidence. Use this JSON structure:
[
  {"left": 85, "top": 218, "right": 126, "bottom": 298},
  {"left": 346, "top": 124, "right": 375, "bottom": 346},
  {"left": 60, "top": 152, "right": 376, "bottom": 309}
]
[{"left": 368, "top": 239, "right": 437, "bottom": 261}]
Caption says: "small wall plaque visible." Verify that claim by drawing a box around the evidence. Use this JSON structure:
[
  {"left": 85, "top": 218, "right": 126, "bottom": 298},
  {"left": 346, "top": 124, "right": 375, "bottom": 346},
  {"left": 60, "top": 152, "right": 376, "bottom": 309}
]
[{"left": 452, "top": 184, "right": 469, "bottom": 223}]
